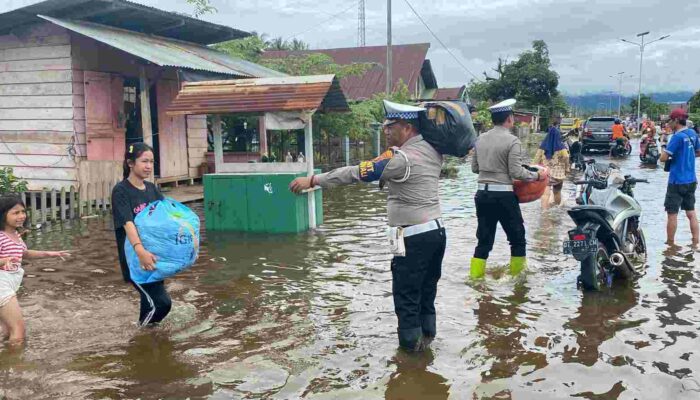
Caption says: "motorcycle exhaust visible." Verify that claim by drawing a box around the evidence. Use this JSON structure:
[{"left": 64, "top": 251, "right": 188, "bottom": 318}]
[{"left": 609, "top": 252, "right": 634, "bottom": 279}]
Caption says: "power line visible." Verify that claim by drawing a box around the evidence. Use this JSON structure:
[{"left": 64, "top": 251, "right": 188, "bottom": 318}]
[
  {"left": 402, "top": 0, "right": 482, "bottom": 82},
  {"left": 285, "top": 1, "right": 359, "bottom": 41}
]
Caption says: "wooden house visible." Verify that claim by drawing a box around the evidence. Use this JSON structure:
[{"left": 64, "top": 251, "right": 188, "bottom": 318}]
[{"left": 0, "top": 0, "right": 282, "bottom": 191}]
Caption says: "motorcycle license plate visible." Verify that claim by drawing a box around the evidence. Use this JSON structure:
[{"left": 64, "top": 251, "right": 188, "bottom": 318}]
[{"left": 563, "top": 238, "right": 598, "bottom": 255}]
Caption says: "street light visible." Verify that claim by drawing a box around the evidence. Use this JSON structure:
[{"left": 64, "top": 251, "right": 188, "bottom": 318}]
[
  {"left": 609, "top": 72, "right": 634, "bottom": 117},
  {"left": 621, "top": 32, "right": 670, "bottom": 130}
]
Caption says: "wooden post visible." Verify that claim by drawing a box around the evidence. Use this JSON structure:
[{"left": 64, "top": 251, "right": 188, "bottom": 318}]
[
  {"left": 305, "top": 111, "right": 316, "bottom": 229},
  {"left": 60, "top": 188, "right": 67, "bottom": 220},
  {"left": 258, "top": 115, "right": 268, "bottom": 157},
  {"left": 29, "top": 193, "right": 37, "bottom": 226},
  {"left": 50, "top": 189, "right": 57, "bottom": 221},
  {"left": 69, "top": 187, "right": 76, "bottom": 220},
  {"left": 212, "top": 115, "right": 223, "bottom": 173},
  {"left": 86, "top": 183, "right": 93, "bottom": 216},
  {"left": 140, "top": 65, "right": 153, "bottom": 148},
  {"left": 40, "top": 191, "right": 47, "bottom": 224}
]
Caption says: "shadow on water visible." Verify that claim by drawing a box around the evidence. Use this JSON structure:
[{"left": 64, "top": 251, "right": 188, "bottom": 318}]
[{"left": 2, "top": 140, "right": 700, "bottom": 398}]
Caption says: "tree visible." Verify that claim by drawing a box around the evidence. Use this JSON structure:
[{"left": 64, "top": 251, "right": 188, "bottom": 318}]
[
  {"left": 467, "top": 40, "right": 561, "bottom": 130},
  {"left": 688, "top": 90, "right": 700, "bottom": 113},
  {"left": 185, "top": 0, "right": 217, "bottom": 18},
  {"left": 630, "top": 94, "right": 669, "bottom": 121}
]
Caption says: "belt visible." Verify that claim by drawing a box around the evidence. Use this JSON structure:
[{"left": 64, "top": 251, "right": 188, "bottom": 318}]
[
  {"left": 403, "top": 218, "right": 443, "bottom": 238},
  {"left": 477, "top": 183, "right": 513, "bottom": 192}
]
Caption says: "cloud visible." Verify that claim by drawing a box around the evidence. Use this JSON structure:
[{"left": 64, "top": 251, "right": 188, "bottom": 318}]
[{"left": 2, "top": 0, "right": 698, "bottom": 95}]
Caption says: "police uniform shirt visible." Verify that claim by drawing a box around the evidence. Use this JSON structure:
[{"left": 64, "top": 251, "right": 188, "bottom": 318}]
[
  {"left": 471, "top": 126, "right": 538, "bottom": 185},
  {"left": 316, "top": 135, "right": 442, "bottom": 227}
]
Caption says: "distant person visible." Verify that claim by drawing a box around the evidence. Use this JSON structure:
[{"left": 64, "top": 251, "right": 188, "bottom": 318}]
[
  {"left": 659, "top": 109, "right": 700, "bottom": 247},
  {"left": 111, "top": 143, "right": 170, "bottom": 326},
  {"left": 533, "top": 119, "right": 570, "bottom": 207},
  {"left": 640, "top": 127, "right": 656, "bottom": 158},
  {"left": 0, "top": 195, "right": 70, "bottom": 344},
  {"left": 469, "top": 104, "right": 483, "bottom": 134}
]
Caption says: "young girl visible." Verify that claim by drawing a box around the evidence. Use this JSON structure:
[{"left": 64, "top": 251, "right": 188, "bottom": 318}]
[
  {"left": 0, "top": 195, "right": 70, "bottom": 343},
  {"left": 111, "top": 142, "right": 170, "bottom": 327}
]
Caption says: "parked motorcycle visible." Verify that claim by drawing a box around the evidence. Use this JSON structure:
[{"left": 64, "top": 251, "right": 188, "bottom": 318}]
[
  {"left": 564, "top": 171, "right": 648, "bottom": 291},
  {"left": 639, "top": 141, "right": 660, "bottom": 165},
  {"left": 569, "top": 140, "right": 585, "bottom": 171},
  {"left": 610, "top": 139, "right": 632, "bottom": 158},
  {"left": 575, "top": 159, "right": 616, "bottom": 205}
]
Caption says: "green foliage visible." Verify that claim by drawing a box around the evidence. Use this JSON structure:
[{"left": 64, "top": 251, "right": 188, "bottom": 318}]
[
  {"left": 630, "top": 94, "right": 669, "bottom": 121},
  {"left": 212, "top": 34, "right": 268, "bottom": 62},
  {"left": 688, "top": 90, "right": 700, "bottom": 113},
  {"left": 467, "top": 40, "right": 561, "bottom": 130},
  {"left": 0, "top": 167, "right": 28, "bottom": 194},
  {"left": 185, "top": 0, "right": 217, "bottom": 18}
]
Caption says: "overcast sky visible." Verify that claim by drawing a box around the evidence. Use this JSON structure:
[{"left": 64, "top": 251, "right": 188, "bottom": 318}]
[{"left": 3, "top": 0, "right": 699, "bottom": 96}]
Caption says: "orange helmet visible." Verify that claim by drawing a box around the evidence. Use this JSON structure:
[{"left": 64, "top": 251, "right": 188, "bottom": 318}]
[{"left": 513, "top": 165, "right": 549, "bottom": 203}]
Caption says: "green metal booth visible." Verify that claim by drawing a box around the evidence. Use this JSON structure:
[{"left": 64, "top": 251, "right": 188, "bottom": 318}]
[{"left": 166, "top": 75, "right": 349, "bottom": 233}]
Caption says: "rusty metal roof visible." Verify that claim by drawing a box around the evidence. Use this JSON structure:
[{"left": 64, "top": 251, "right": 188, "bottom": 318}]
[
  {"left": 165, "top": 75, "right": 350, "bottom": 116},
  {"left": 430, "top": 86, "right": 468, "bottom": 101},
  {"left": 40, "top": 16, "right": 284, "bottom": 78},
  {"left": 263, "top": 43, "right": 437, "bottom": 101},
  {"left": 0, "top": 0, "right": 246, "bottom": 45}
]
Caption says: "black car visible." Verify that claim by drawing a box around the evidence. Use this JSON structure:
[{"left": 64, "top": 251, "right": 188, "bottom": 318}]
[{"left": 581, "top": 117, "right": 615, "bottom": 153}]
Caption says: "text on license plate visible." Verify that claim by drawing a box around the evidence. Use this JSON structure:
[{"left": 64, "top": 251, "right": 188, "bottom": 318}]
[{"left": 563, "top": 238, "right": 598, "bottom": 254}]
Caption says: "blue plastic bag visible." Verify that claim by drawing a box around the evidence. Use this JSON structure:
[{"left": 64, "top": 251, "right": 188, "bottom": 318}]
[{"left": 125, "top": 198, "right": 200, "bottom": 284}]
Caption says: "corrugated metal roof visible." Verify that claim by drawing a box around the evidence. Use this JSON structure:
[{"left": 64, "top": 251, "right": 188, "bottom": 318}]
[
  {"left": 40, "top": 16, "right": 284, "bottom": 78},
  {"left": 263, "top": 43, "right": 436, "bottom": 101},
  {"left": 166, "top": 75, "right": 350, "bottom": 116},
  {"left": 431, "top": 86, "right": 467, "bottom": 101},
  {"left": 0, "top": 0, "right": 246, "bottom": 45}
]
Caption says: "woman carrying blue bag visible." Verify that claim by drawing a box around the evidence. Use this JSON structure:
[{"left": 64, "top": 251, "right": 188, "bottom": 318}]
[{"left": 111, "top": 142, "right": 170, "bottom": 326}]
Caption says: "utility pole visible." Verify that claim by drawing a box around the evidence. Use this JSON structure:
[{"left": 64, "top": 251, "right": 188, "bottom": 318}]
[
  {"left": 357, "top": 0, "right": 365, "bottom": 47},
  {"left": 386, "top": 0, "right": 392, "bottom": 95},
  {"left": 621, "top": 32, "right": 670, "bottom": 130}
]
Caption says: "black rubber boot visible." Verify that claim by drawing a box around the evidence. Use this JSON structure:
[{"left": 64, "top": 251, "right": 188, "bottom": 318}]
[{"left": 398, "top": 327, "right": 424, "bottom": 352}]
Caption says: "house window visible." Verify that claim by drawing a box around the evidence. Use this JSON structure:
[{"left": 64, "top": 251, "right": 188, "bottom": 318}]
[{"left": 124, "top": 86, "right": 137, "bottom": 104}]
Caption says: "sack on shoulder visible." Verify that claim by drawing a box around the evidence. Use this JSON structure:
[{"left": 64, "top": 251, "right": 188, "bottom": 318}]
[{"left": 417, "top": 101, "right": 477, "bottom": 157}]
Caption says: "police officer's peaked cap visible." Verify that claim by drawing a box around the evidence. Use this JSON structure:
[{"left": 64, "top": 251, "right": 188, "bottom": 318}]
[
  {"left": 488, "top": 98, "right": 517, "bottom": 114},
  {"left": 383, "top": 100, "right": 426, "bottom": 120}
]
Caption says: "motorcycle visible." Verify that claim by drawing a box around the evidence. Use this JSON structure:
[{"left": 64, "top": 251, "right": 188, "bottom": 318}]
[
  {"left": 610, "top": 138, "right": 632, "bottom": 158},
  {"left": 564, "top": 171, "right": 648, "bottom": 291},
  {"left": 639, "top": 140, "right": 660, "bottom": 165},
  {"left": 569, "top": 140, "right": 585, "bottom": 171},
  {"left": 575, "top": 159, "right": 616, "bottom": 205}
]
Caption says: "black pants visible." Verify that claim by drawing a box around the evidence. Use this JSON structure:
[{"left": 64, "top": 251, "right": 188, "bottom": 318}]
[
  {"left": 391, "top": 227, "right": 446, "bottom": 350},
  {"left": 474, "top": 190, "right": 526, "bottom": 259},
  {"left": 131, "top": 280, "right": 172, "bottom": 326}
]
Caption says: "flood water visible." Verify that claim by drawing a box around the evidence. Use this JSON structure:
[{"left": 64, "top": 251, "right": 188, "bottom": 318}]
[{"left": 2, "top": 139, "right": 700, "bottom": 399}]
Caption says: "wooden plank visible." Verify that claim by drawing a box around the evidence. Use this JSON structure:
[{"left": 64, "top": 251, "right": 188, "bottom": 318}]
[
  {"left": 187, "top": 129, "right": 208, "bottom": 139},
  {"left": 188, "top": 138, "right": 208, "bottom": 149},
  {"left": 0, "top": 108, "right": 74, "bottom": 120},
  {"left": 12, "top": 166, "right": 77, "bottom": 181},
  {"left": 86, "top": 183, "right": 92, "bottom": 215},
  {"left": 40, "top": 191, "right": 47, "bottom": 223},
  {"left": 73, "top": 107, "right": 85, "bottom": 120},
  {"left": 0, "top": 82, "right": 72, "bottom": 96},
  {"left": 0, "top": 70, "right": 72, "bottom": 85},
  {"left": 74, "top": 120, "right": 86, "bottom": 134},
  {"left": 0, "top": 95, "right": 72, "bottom": 108},
  {"left": 0, "top": 120, "right": 73, "bottom": 131},
  {"left": 0, "top": 58, "right": 72, "bottom": 72},
  {"left": 25, "top": 179, "right": 77, "bottom": 191},
  {"left": 29, "top": 192, "right": 37, "bottom": 226},
  {"left": 186, "top": 116, "right": 208, "bottom": 129},
  {"left": 1, "top": 45, "right": 72, "bottom": 62},
  {"left": 0, "top": 143, "right": 77, "bottom": 156},
  {"left": 69, "top": 186, "right": 76, "bottom": 219},
  {"left": 50, "top": 189, "right": 57, "bottom": 221},
  {"left": 0, "top": 131, "right": 74, "bottom": 143},
  {"left": 60, "top": 187, "right": 67, "bottom": 220},
  {"left": 9, "top": 23, "right": 68, "bottom": 39},
  {"left": 72, "top": 70, "right": 84, "bottom": 83},
  {"left": 72, "top": 82, "right": 84, "bottom": 95},
  {"left": 188, "top": 167, "right": 202, "bottom": 177},
  {"left": 0, "top": 33, "right": 70, "bottom": 50},
  {"left": 188, "top": 147, "right": 207, "bottom": 157},
  {"left": 0, "top": 154, "right": 76, "bottom": 168}
]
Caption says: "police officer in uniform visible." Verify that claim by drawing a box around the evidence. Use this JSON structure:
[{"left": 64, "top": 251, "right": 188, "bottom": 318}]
[
  {"left": 290, "top": 100, "right": 445, "bottom": 352},
  {"left": 470, "top": 99, "right": 542, "bottom": 279}
]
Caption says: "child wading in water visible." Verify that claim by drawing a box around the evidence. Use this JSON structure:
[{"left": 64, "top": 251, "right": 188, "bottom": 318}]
[
  {"left": 111, "top": 142, "right": 170, "bottom": 327},
  {"left": 0, "top": 195, "right": 70, "bottom": 343}
]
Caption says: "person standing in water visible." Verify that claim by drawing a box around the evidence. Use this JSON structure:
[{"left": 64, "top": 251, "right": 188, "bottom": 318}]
[
  {"left": 0, "top": 195, "right": 70, "bottom": 343},
  {"left": 111, "top": 142, "right": 170, "bottom": 326},
  {"left": 289, "top": 100, "right": 445, "bottom": 352},
  {"left": 470, "top": 99, "right": 542, "bottom": 279},
  {"left": 533, "top": 118, "right": 570, "bottom": 208}
]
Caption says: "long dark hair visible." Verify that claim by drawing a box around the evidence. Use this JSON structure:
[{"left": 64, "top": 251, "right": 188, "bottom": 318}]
[
  {"left": 123, "top": 142, "right": 154, "bottom": 180},
  {"left": 0, "top": 194, "right": 25, "bottom": 231}
]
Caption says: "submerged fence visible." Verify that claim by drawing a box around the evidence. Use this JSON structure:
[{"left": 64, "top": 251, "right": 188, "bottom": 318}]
[{"left": 20, "top": 181, "right": 116, "bottom": 226}]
